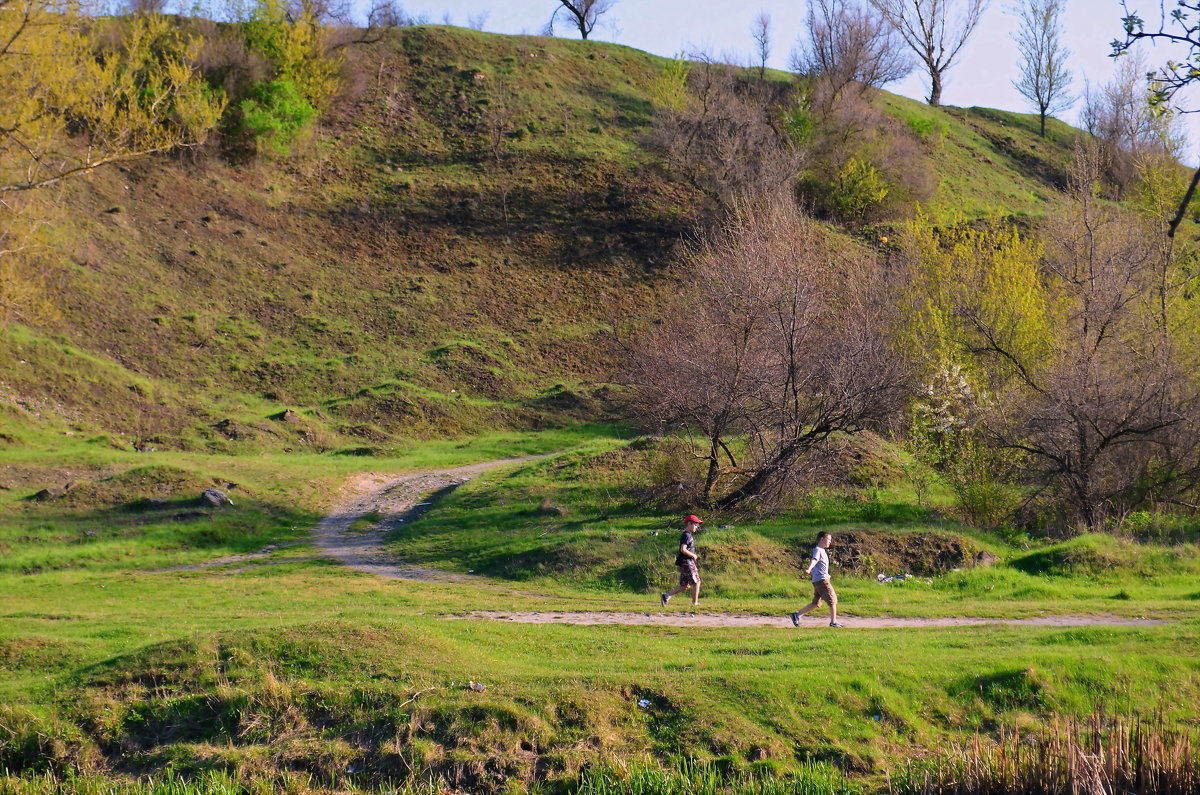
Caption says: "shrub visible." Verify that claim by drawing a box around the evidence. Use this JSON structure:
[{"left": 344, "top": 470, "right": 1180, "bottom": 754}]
[
  {"left": 237, "top": 78, "right": 317, "bottom": 155},
  {"left": 646, "top": 54, "right": 691, "bottom": 112},
  {"left": 904, "top": 114, "right": 943, "bottom": 144},
  {"left": 782, "top": 104, "right": 816, "bottom": 146},
  {"left": 827, "top": 157, "right": 891, "bottom": 221}
]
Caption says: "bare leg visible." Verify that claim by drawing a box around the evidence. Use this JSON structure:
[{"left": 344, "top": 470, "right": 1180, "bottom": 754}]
[
  {"left": 829, "top": 601, "right": 838, "bottom": 624},
  {"left": 663, "top": 575, "right": 699, "bottom": 605},
  {"left": 794, "top": 598, "right": 821, "bottom": 618}
]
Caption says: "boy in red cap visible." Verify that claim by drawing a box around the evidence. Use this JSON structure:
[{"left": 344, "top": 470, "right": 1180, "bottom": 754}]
[{"left": 661, "top": 515, "right": 703, "bottom": 607}]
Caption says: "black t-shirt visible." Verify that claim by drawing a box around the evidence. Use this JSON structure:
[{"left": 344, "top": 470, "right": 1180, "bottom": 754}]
[{"left": 675, "top": 530, "right": 696, "bottom": 566}]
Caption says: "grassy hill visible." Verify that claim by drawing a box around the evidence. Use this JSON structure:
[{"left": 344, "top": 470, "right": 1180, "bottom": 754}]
[{"left": 0, "top": 26, "right": 1081, "bottom": 456}]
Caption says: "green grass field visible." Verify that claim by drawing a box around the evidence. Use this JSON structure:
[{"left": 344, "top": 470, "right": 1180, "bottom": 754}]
[
  {"left": 3, "top": 21, "right": 1199, "bottom": 795},
  {"left": 3, "top": 426, "right": 1199, "bottom": 793}
]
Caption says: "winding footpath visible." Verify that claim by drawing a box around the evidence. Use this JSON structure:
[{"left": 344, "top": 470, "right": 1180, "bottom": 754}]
[
  {"left": 312, "top": 456, "right": 547, "bottom": 581},
  {"left": 305, "top": 458, "right": 1168, "bottom": 631}
]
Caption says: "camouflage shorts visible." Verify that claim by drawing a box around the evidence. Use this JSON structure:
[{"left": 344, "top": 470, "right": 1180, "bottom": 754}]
[{"left": 678, "top": 560, "right": 699, "bottom": 587}]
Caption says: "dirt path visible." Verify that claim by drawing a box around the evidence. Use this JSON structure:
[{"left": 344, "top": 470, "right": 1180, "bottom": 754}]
[
  {"left": 457, "top": 610, "right": 1166, "bottom": 629},
  {"left": 311, "top": 456, "right": 547, "bottom": 581}
]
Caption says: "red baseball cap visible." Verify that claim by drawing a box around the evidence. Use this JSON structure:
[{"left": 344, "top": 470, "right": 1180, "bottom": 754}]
[{"left": 684, "top": 515, "right": 704, "bottom": 524}]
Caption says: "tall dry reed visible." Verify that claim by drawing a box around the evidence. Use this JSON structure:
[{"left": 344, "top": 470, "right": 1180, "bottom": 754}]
[{"left": 890, "top": 713, "right": 1199, "bottom": 795}]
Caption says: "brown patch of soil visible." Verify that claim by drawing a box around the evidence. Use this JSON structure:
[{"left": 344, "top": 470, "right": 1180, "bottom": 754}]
[{"left": 835, "top": 529, "right": 981, "bottom": 576}]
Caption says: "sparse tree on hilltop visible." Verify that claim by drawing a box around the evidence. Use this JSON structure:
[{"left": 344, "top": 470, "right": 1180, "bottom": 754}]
[
  {"left": 467, "top": 10, "right": 490, "bottom": 31},
  {"left": 751, "top": 10, "right": 771, "bottom": 79},
  {"left": 1082, "top": 52, "right": 1183, "bottom": 196},
  {"left": 547, "top": 0, "right": 615, "bottom": 41},
  {"left": 867, "top": 0, "right": 988, "bottom": 106},
  {"left": 1011, "top": 0, "right": 1073, "bottom": 137}
]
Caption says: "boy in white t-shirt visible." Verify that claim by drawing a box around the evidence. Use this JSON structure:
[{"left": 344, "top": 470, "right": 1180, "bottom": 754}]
[{"left": 790, "top": 531, "right": 844, "bottom": 628}]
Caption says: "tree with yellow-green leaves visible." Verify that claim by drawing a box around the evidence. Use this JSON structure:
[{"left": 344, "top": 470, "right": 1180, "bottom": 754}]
[
  {"left": 0, "top": 7, "right": 224, "bottom": 194},
  {"left": 897, "top": 211, "right": 1051, "bottom": 527},
  {"left": 899, "top": 153, "right": 1200, "bottom": 530},
  {"left": 0, "top": 4, "right": 223, "bottom": 324},
  {"left": 242, "top": 0, "right": 340, "bottom": 107}
]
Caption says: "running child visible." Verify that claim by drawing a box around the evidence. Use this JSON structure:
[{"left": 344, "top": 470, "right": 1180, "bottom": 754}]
[
  {"left": 790, "top": 531, "right": 844, "bottom": 628},
  {"left": 661, "top": 515, "right": 703, "bottom": 607}
]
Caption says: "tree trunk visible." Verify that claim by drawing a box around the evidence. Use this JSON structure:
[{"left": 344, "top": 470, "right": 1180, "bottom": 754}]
[
  {"left": 1039, "top": 111, "right": 1046, "bottom": 138},
  {"left": 1168, "top": 165, "right": 1200, "bottom": 238},
  {"left": 701, "top": 439, "right": 721, "bottom": 506},
  {"left": 715, "top": 441, "right": 802, "bottom": 509},
  {"left": 927, "top": 68, "right": 942, "bottom": 106}
]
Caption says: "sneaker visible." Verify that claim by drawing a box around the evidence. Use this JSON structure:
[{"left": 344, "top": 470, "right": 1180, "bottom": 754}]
[
  {"left": 790, "top": 612, "right": 801, "bottom": 627},
  {"left": 829, "top": 622, "right": 845, "bottom": 628},
  {"left": 660, "top": 593, "right": 669, "bottom": 607}
]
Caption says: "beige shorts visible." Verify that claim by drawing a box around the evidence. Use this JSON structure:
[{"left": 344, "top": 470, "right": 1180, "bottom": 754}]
[{"left": 812, "top": 579, "right": 837, "bottom": 606}]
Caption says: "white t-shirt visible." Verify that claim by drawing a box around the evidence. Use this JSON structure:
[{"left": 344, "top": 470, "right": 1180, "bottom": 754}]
[{"left": 810, "top": 546, "right": 830, "bottom": 582}]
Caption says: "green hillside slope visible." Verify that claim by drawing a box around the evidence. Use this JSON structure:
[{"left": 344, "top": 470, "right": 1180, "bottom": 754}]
[{"left": 0, "top": 26, "right": 1079, "bottom": 452}]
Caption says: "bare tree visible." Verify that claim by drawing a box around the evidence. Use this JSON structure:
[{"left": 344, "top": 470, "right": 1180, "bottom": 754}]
[
  {"left": 327, "top": 0, "right": 410, "bottom": 48},
  {"left": 365, "top": 0, "right": 410, "bottom": 29},
  {"left": 625, "top": 202, "right": 913, "bottom": 508},
  {"left": 1011, "top": 0, "right": 1073, "bottom": 137},
  {"left": 751, "top": 10, "right": 771, "bottom": 79},
  {"left": 480, "top": 77, "right": 521, "bottom": 225},
  {"left": 867, "top": 0, "right": 988, "bottom": 106},
  {"left": 547, "top": 0, "right": 615, "bottom": 40},
  {"left": 1082, "top": 52, "right": 1184, "bottom": 196},
  {"left": 467, "top": 10, "right": 490, "bottom": 31},
  {"left": 288, "top": 0, "right": 352, "bottom": 25},
  {"left": 1004, "top": 167, "right": 1200, "bottom": 529},
  {"left": 127, "top": 0, "right": 169, "bottom": 15},
  {"left": 794, "top": 0, "right": 912, "bottom": 110}
]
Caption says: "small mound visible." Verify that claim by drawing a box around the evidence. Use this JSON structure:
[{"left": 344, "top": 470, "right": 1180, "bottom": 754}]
[
  {"left": 818, "top": 431, "right": 910, "bottom": 487},
  {"left": 424, "top": 341, "right": 522, "bottom": 399},
  {"left": 703, "top": 535, "right": 792, "bottom": 574},
  {"left": 52, "top": 465, "right": 221, "bottom": 509},
  {"left": 480, "top": 540, "right": 607, "bottom": 580},
  {"left": 0, "top": 636, "right": 81, "bottom": 672},
  {"left": 326, "top": 381, "right": 515, "bottom": 437},
  {"left": 528, "top": 383, "right": 607, "bottom": 419},
  {"left": 1010, "top": 535, "right": 1138, "bottom": 577}
]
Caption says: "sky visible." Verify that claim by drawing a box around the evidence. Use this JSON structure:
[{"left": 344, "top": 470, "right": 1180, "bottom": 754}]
[{"left": 353, "top": 0, "right": 1200, "bottom": 162}]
